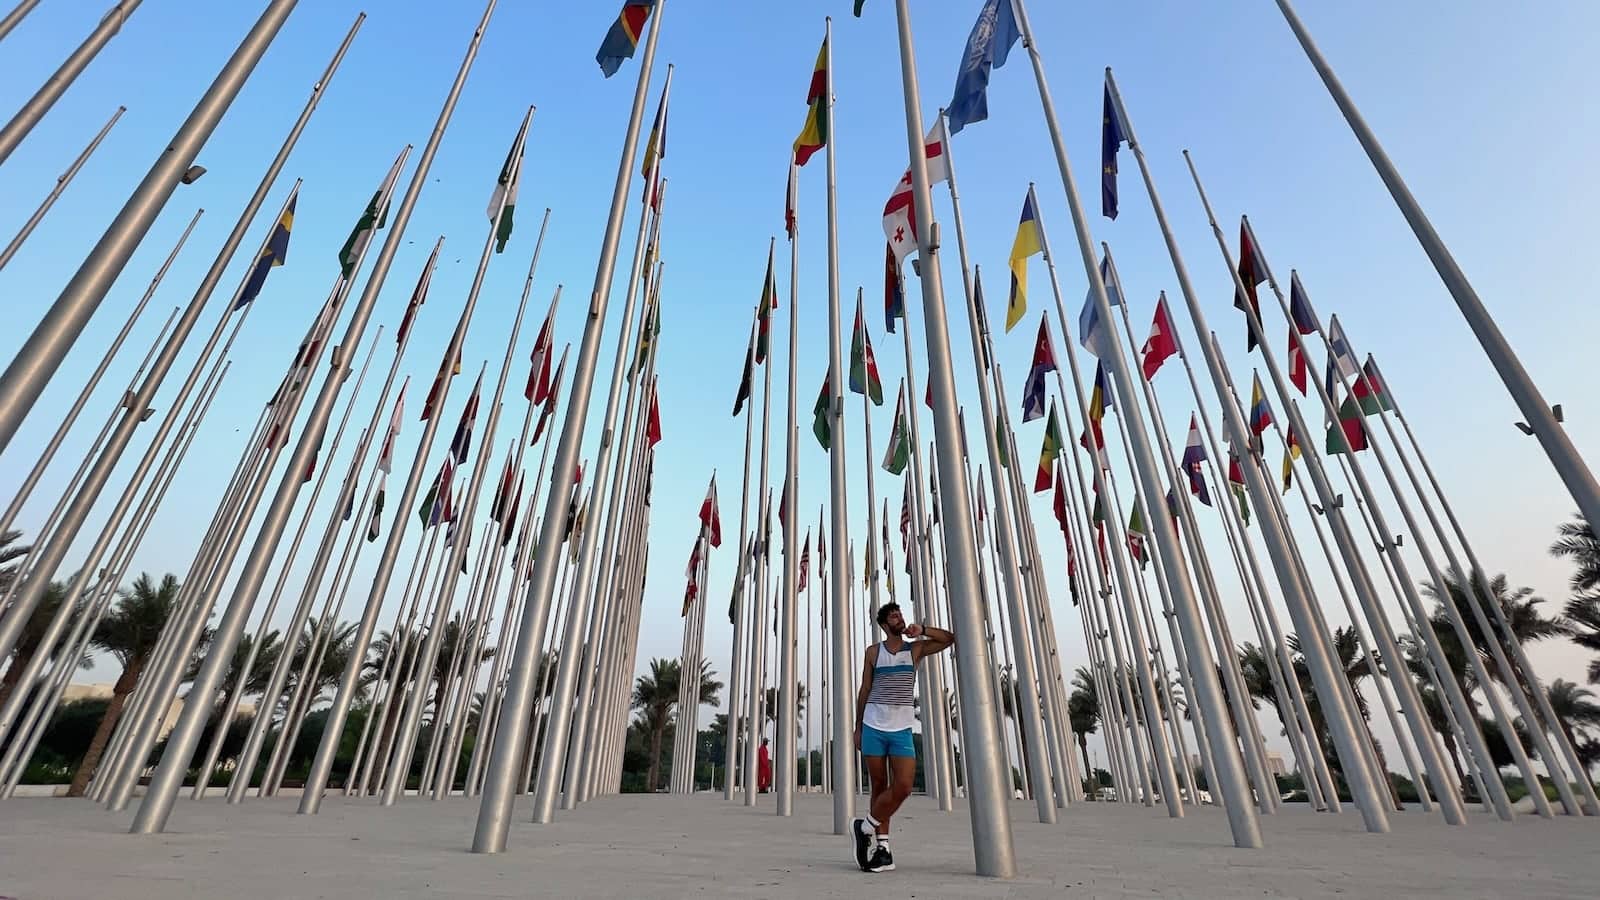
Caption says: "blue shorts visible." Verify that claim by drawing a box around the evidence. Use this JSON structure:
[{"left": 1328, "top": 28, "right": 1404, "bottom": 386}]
[{"left": 860, "top": 723, "right": 916, "bottom": 758}]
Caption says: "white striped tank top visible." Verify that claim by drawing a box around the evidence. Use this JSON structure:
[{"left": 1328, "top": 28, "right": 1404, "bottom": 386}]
[{"left": 863, "top": 641, "right": 917, "bottom": 732}]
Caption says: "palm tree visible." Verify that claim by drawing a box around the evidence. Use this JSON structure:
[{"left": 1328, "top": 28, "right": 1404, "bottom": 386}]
[
  {"left": 1545, "top": 679, "right": 1600, "bottom": 773},
  {"left": 1562, "top": 596, "right": 1600, "bottom": 685},
  {"left": 68, "top": 573, "right": 188, "bottom": 796},
  {"left": 761, "top": 682, "right": 804, "bottom": 725},
  {"left": 1, "top": 581, "right": 91, "bottom": 710},
  {"left": 630, "top": 658, "right": 721, "bottom": 792},
  {"left": 1421, "top": 571, "right": 1568, "bottom": 690},
  {"left": 1068, "top": 667, "right": 1100, "bottom": 797},
  {"left": 1552, "top": 515, "right": 1600, "bottom": 593},
  {"left": 0, "top": 529, "right": 29, "bottom": 594}
]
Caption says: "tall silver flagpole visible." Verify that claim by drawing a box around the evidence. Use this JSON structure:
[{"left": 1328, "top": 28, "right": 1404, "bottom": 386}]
[
  {"left": 0, "top": 0, "right": 142, "bottom": 165},
  {"left": 1378, "top": 358, "right": 1600, "bottom": 814},
  {"left": 1272, "top": 0, "right": 1600, "bottom": 541},
  {"left": 0, "top": 0, "right": 298, "bottom": 448},
  {"left": 776, "top": 167, "right": 802, "bottom": 821},
  {"left": 473, "top": 0, "right": 664, "bottom": 852},
  {"left": 1011, "top": 2, "right": 1256, "bottom": 843},
  {"left": 888, "top": 1, "right": 1014, "bottom": 874},
  {"left": 294, "top": 3, "right": 502, "bottom": 818},
  {"left": 938, "top": 105, "right": 1056, "bottom": 818},
  {"left": 723, "top": 320, "right": 757, "bottom": 801},
  {"left": 129, "top": 132, "right": 415, "bottom": 832},
  {"left": 0, "top": 207, "right": 195, "bottom": 539},
  {"left": 1102, "top": 68, "right": 1391, "bottom": 833},
  {"left": 819, "top": 14, "right": 856, "bottom": 840},
  {"left": 804, "top": 527, "right": 814, "bottom": 792},
  {"left": 533, "top": 126, "right": 667, "bottom": 820},
  {"left": 0, "top": 0, "right": 41, "bottom": 43},
  {"left": 0, "top": 105, "right": 125, "bottom": 271},
  {"left": 0, "top": 15, "right": 359, "bottom": 673}
]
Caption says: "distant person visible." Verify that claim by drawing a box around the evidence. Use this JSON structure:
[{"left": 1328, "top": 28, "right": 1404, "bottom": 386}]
[
  {"left": 850, "top": 602, "right": 954, "bottom": 873},
  {"left": 758, "top": 738, "right": 773, "bottom": 793}
]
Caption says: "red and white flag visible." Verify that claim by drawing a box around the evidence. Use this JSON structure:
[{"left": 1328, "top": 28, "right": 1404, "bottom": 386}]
[
  {"left": 698, "top": 474, "right": 722, "bottom": 547},
  {"left": 882, "top": 122, "right": 951, "bottom": 264},
  {"left": 524, "top": 297, "right": 557, "bottom": 404},
  {"left": 1140, "top": 295, "right": 1180, "bottom": 380}
]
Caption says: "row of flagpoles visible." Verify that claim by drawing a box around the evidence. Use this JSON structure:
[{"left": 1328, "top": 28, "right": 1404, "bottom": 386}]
[{"left": 0, "top": 0, "right": 1597, "bottom": 882}]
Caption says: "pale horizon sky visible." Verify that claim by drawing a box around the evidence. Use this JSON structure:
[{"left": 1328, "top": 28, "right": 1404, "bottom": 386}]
[{"left": 3, "top": 0, "right": 1598, "bottom": 787}]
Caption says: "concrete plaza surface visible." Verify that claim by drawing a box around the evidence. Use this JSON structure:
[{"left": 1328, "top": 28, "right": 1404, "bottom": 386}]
[{"left": 0, "top": 792, "right": 1596, "bottom": 899}]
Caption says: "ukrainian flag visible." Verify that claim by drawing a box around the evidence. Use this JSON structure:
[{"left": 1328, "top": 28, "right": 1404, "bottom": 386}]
[
  {"left": 237, "top": 190, "right": 295, "bottom": 309},
  {"left": 1007, "top": 191, "right": 1041, "bottom": 331}
]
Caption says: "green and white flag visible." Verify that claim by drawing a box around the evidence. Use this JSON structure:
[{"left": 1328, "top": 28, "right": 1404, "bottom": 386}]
[
  {"left": 881, "top": 385, "right": 910, "bottom": 475},
  {"left": 488, "top": 116, "right": 529, "bottom": 253},
  {"left": 338, "top": 189, "right": 389, "bottom": 278}
]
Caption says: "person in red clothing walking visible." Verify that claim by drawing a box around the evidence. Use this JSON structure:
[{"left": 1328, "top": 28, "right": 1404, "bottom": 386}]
[{"left": 757, "top": 737, "right": 773, "bottom": 793}]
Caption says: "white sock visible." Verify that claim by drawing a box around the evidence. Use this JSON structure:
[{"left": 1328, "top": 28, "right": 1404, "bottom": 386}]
[{"left": 866, "top": 815, "right": 881, "bottom": 829}]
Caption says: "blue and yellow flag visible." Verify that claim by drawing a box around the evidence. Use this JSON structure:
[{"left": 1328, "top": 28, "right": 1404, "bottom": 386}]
[
  {"left": 597, "top": 1, "right": 654, "bottom": 78},
  {"left": 1006, "top": 191, "right": 1041, "bottom": 331},
  {"left": 237, "top": 191, "right": 296, "bottom": 309}
]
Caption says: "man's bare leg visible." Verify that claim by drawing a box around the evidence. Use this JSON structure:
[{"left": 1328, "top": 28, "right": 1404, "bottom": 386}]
[{"left": 869, "top": 755, "right": 917, "bottom": 838}]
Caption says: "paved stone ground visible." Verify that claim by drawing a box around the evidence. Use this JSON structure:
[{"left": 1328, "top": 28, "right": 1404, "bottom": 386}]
[{"left": 0, "top": 791, "right": 1596, "bottom": 899}]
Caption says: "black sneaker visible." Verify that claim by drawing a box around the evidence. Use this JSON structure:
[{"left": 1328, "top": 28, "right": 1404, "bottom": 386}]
[
  {"left": 866, "top": 844, "right": 895, "bottom": 873},
  {"left": 850, "top": 817, "right": 875, "bottom": 870}
]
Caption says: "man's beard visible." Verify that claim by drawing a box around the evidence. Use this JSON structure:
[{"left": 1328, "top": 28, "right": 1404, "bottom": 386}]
[{"left": 887, "top": 621, "right": 906, "bottom": 636}]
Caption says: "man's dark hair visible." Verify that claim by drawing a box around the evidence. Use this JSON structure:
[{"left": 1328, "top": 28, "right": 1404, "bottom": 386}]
[{"left": 875, "top": 602, "right": 901, "bottom": 627}]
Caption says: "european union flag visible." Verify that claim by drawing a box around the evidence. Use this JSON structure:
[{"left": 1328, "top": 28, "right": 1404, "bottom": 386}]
[
  {"left": 946, "top": 0, "right": 1021, "bottom": 135},
  {"left": 1101, "top": 84, "right": 1129, "bottom": 219},
  {"left": 237, "top": 193, "right": 295, "bottom": 309},
  {"left": 596, "top": 0, "right": 655, "bottom": 79}
]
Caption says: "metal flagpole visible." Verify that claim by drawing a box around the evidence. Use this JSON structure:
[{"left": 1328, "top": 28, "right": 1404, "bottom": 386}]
[
  {"left": 293, "top": 2, "right": 501, "bottom": 818},
  {"left": 473, "top": 0, "right": 664, "bottom": 852},
  {"left": 0, "top": 0, "right": 142, "bottom": 165},
  {"left": 888, "top": 1, "right": 1014, "bottom": 873},
  {"left": 0, "top": 0, "right": 298, "bottom": 448},
  {"left": 0, "top": 0, "right": 41, "bottom": 43},
  {"left": 532, "top": 148, "right": 665, "bottom": 820},
  {"left": 1103, "top": 68, "right": 1391, "bottom": 834},
  {"left": 562, "top": 176, "right": 671, "bottom": 809},
  {"left": 1379, "top": 358, "right": 1600, "bottom": 814},
  {"left": 1271, "top": 0, "right": 1600, "bottom": 543},
  {"left": 805, "top": 529, "right": 814, "bottom": 792},
  {"left": 130, "top": 133, "right": 416, "bottom": 831},
  {"left": 741, "top": 243, "right": 777, "bottom": 810},
  {"left": 938, "top": 106, "right": 1057, "bottom": 818},
  {"left": 1011, "top": 3, "right": 1257, "bottom": 838},
  {"left": 0, "top": 105, "right": 125, "bottom": 271},
  {"left": 776, "top": 175, "right": 801, "bottom": 820},
  {"left": 195, "top": 325, "right": 385, "bottom": 798},
  {"left": 0, "top": 207, "right": 195, "bottom": 539},
  {"left": 0, "top": 14, "right": 359, "bottom": 673},
  {"left": 723, "top": 318, "right": 757, "bottom": 801},
  {"left": 0, "top": 359, "right": 228, "bottom": 795}
]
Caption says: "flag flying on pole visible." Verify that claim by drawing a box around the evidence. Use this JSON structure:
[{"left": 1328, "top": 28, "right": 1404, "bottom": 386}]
[
  {"left": 532, "top": 351, "right": 567, "bottom": 445},
  {"left": 1080, "top": 362, "right": 1113, "bottom": 467},
  {"left": 377, "top": 382, "right": 405, "bottom": 474},
  {"left": 501, "top": 476, "right": 523, "bottom": 547},
  {"left": 1352, "top": 358, "right": 1393, "bottom": 414},
  {"left": 1288, "top": 322, "right": 1308, "bottom": 395},
  {"left": 1101, "top": 82, "right": 1129, "bottom": 219},
  {"left": 1235, "top": 219, "right": 1269, "bottom": 351},
  {"left": 1020, "top": 314, "right": 1056, "bottom": 423},
  {"left": 1227, "top": 453, "right": 1251, "bottom": 525},
  {"left": 811, "top": 373, "right": 831, "bottom": 450},
  {"left": 1248, "top": 374, "right": 1273, "bottom": 436},
  {"left": 884, "top": 242, "right": 905, "bottom": 333},
  {"left": 1035, "top": 400, "right": 1063, "bottom": 493},
  {"left": 976, "top": 475, "right": 988, "bottom": 548},
  {"left": 699, "top": 475, "right": 722, "bottom": 547},
  {"left": 973, "top": 273, "right": 993, "bottom": 370},
  {"left": 1078, "top": 251, "right": 1122, "bottom": 358},
  {"left": 524, "top": 299, "right": 557, "bottom": 403},
  {"left": 798, "top": 533, "right": 811, "bottom": 591},
  {"left": 237, "top": 191, "right": 296, "bottom": 308},
  {"left": 995, "top": 410, "right": 1009, "bottom": 469},
  {"left": 899, "top": 480, "right": 912, "bottom": 552},
  {"left": 449, "top": 371, "right": 483, "bottom": 462},
  {"left": 785, "top": 163, "right": 798, "bottom": 240},
  {"left": 755, "top": 245, "right": 777, "bottom": 364},
  {"left": 1140, "top": 294, "right": 1179, "bottom": 379},
  {"left": 488, "top": 117, "right": 527, "bottom": 254},
  {"left": 1282, "top": 425, "right": 1302, "bottom": 492},
  {"left": 792, "top": 35, "right": 829, "bottom": 167},
  {"left": 338, "top": 189, "right": 389, "bottom": 278},
  {"left": 1051, "top": 461, "right": 1070, "bottom": 537},
  {"left": 682, "top": 535, "right": 704, "bottom": 616},
  {"left": 880, "top": 124, "right": 950, "bottom": 264},
  {"left": 396, "top": 244, "right": 438, "bottom": 347},
  {"left": 848, "top": 299, "right": 884, "bottom": 405},
  {"left": 646, "top": 380, "right": 662, "bottom": 446},
  {"left": 854, "top": 0, "right": 866, "bottom": 15},
  {"left": 490, "top": 451, "right": 516, "bottom": 524},
  {"left": 1127, "top": 500, "right": 1149, "bottom": 568},
  {"left": 1289, "top": 273, "right": 1318, "bottom": 335},
  {"left": 596, "top": 0, "right": 654, "bottom": 78},
  {"left": 641, "top": 81, "right": 669, "bottom": 179},
  {"left": 419, "top": 331, "right": 463, "bottom": 422},
  {"left": 367, "top": 478, "right": 385, "bottom": 542},
  {"left": 1181, "top": 414, "right": 1211, "bottom": 506},
  {"left": 1324, "top": 314, "right": 1360, "bottom": 398},
  {"left": 945, "top": 0, "right": 1021, "bottom": 135},
  {"left": 882, "top": 386, "right": 910, "bottom": 475},
  {"left": 1091, "top": 482, "right": 1109, "bottom": 577},
  {"left": 419, "top": 457, "right": 454, "bottom": 527},
  {"left": 732, "top": 333, "right": 755, "bottom": 417},
  {"left": 631, "top": 300, "right": 660, "bottom": 380},
  {"left": 1006, "top": 191, "right": 1042, "bottom": 332},
  {"left": 1326, "top": 388, "right": 1369, "bottom": 455}
]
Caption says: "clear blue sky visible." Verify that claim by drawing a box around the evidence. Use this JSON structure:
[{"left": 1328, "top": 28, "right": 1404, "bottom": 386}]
[{"left": 3, "top": 0, "right": 1598, "bottom": 774}]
